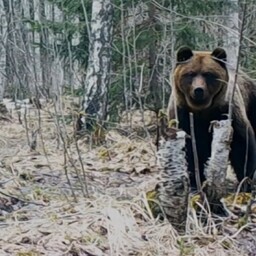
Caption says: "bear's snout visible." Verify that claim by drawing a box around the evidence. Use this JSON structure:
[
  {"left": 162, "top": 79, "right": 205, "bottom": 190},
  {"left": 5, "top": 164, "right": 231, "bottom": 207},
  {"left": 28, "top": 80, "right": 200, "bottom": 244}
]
[
  {"left": 193, "top": 87, "right": 205, "bottom": 100},
  {"left": 192, "top": 87, "right": 207, "bottom": 103}
]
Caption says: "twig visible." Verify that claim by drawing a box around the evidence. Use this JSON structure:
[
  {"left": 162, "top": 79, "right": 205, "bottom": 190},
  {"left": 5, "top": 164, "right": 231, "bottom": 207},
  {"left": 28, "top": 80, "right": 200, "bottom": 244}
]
[
  {"left": 232, "top": 176, "right": 249, "bottom": 208},
  {"left": 244, "top": 125, "right": 249, "bottom": 178},
  {"left": 73, "top": 115, "right": 89, "bottom": 197},
  {"left": 245, "top": 171, "right": 256, "bottom": 221},
  {"left": 23, "top": 106, "right": 30, "bottom": 147},
  {"left": 136, "top": 63, "right": 156, "bottom": 151},
  {"left": 30, "top": 128, "right": 39, "bottom": 151},
  {"left": 0, "top": 190, "right": 46, "bottom": 206},
  {"left": 63, "top": 148, "right": 77, "bottom": 202},
  {"left": 189, "top": 112, "right": 202, "bottom": 192},
  {"left": 50, "top": 97, "right": 78, "bottom": 201}
]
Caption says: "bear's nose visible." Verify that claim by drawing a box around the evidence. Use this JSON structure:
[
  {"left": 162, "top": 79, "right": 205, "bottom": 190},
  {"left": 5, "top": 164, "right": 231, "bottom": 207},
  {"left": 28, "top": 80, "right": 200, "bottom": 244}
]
[{"left": 193, "top": 87, "right": 204, "bottom": 100}]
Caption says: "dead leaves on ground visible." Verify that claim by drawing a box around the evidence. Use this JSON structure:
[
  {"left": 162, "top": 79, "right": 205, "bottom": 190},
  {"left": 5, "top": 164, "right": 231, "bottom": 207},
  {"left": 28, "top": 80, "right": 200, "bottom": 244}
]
[
  {"left": 0, "top": 99, "right": 255, "bottom": 255},
  {"left": 0, "top": 101, "right": 162, "bottom": 255}
]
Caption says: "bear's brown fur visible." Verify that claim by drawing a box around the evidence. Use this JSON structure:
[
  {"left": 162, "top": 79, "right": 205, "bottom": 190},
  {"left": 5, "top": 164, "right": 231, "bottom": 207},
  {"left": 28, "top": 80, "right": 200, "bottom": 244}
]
[{"left": 168, "top": 47, "right": 256, "bottom": 190}]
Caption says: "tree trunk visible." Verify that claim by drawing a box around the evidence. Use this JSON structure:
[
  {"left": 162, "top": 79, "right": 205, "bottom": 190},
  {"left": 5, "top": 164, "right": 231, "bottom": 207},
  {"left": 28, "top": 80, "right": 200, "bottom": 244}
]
[
  {"left": 147, "top": 2, "right": 161, "bottom": 112},
  {"left": 0, "top": 0, "right": 7, "bottom": 101},
  {"left": 19, "top": 0, "right": 37, "bottom": 99},
  {"left": 28, "top": 0, "right": 40, "bottom": 97},
  {"left": 2, "top": 0, "right": 15, "bottom": 97},
  {"left": 79, "top": 0, "right": 113, "bottom": 130},
  {"left": 39, "top": 0, "right": 52, "bottom": 97},
  {"left": 1, "top": 0, "right": 40, "bottom": 101},
  {"left": 223, "top": 0, "right": 239, "bottom": 68}
]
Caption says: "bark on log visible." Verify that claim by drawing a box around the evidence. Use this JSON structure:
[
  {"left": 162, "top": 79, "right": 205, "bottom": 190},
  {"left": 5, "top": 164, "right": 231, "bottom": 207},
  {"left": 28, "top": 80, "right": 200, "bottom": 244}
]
[
  {"left": 156, "top": 128, "right": 189, "bottom": 231},
  {"left": 204, "top": 120, "right": 233, "bottom": 209}
]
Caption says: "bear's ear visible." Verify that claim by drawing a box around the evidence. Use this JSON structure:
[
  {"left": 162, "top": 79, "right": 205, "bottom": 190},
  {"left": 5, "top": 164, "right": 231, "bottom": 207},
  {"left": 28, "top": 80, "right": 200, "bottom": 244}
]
[
  {"left": 211, "top": 48, "right": 227, "bottom": 67},
  {"left": 176, "top": 47, "right": 193, "bottom": 63}
]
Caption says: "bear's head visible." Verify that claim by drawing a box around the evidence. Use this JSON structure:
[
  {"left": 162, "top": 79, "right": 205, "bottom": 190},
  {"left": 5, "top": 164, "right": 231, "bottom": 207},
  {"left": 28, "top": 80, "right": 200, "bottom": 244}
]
[{"left": 173, "top": 47, "right": 229, "bottom": 111}]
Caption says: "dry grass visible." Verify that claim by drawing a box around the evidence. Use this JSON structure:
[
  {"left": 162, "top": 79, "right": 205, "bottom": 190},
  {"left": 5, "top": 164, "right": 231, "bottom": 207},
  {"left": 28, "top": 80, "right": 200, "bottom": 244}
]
[{"left": 0, "top": 97, "right": 255, "bottom": 256}]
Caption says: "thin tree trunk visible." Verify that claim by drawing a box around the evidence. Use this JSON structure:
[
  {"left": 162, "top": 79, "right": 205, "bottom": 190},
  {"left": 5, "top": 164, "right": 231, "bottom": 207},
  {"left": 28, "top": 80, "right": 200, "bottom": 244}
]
[
  {"left": 0, "top": 0, "right": 7, "bottom": 101},
  {"left": 223, "top": 0, "right": 239, "bottom": 68},
  {"left": 19, "top": 0, "right": 37, "bottom": 98},
  {"left": 2, "top": 0, "right": 15, "bottom": 96},
  {"left": 148, "top": 2, "right": 161, "bottom": 111},
  {"left": 39, "top": 0, "right": 51, "bottom": 97},
  {"left": 2, "top": 0, "right": 37, "bottom": 100},
  {"left": 28, "top": 0, "right": 39, "bottom": 95}
]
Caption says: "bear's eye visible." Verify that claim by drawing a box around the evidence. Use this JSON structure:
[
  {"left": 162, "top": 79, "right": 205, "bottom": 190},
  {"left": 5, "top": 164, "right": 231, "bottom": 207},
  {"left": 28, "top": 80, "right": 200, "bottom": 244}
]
[
  {"left": 184, "top": 71, "right": 196, "bottom": 78},
  {"left": 203, "top": 72, "right": 217, "bottom": 80}
]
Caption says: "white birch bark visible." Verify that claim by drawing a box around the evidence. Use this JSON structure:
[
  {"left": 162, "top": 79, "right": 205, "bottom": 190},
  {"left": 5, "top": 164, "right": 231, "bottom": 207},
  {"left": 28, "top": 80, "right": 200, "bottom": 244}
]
[
  {"left": 223, "top": 0, "right": 239, "bottom": 69},
  {"left": 81, "top": 0, "right": 113, "bottom": 126},
  {"left": 156, "top": 129, "right": 189, "bottom": 231},
  {"left": 204, "top": 120, "right": 233, "bottom": 208}
]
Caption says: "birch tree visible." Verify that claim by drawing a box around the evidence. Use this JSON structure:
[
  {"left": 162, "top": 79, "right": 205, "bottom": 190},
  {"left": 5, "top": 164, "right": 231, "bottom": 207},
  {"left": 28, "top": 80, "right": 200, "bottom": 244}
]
[
  {"left": 79, "top": 0, "right": 113, "bottom": 130},
  {"left": 223, "top": 0, "right": 239, "bottom": 68},
  {"left": 39, "top": 0, "right": 52, "bottom": 97}
]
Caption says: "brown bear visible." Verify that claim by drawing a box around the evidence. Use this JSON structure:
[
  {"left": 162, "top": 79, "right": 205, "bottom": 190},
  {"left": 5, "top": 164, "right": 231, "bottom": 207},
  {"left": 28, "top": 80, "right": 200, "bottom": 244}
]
[{"left": 168, "top": 47, "right": 256, "bottom": 190}]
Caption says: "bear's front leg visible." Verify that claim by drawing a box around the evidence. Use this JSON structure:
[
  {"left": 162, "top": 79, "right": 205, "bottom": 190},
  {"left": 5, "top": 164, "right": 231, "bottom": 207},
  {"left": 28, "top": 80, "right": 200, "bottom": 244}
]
[{"left": 230, "top": 118, "right": 256, "bottom": 191}]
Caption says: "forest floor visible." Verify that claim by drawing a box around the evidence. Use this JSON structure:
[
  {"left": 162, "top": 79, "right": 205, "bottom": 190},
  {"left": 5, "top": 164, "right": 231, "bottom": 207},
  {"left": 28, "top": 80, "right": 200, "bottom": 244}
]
[{"left": 0, "top": 97, "right": 255, "bottom": 256}]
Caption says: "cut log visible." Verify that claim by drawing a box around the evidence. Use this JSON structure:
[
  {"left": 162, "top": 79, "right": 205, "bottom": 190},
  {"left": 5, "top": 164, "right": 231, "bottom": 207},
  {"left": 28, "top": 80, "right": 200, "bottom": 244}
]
[
  {"left": 156, "top": 127, "right": 189, "bottom": 231},
  {"left": 204, "top": 120, "right": 233, "bottom": 210}
]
